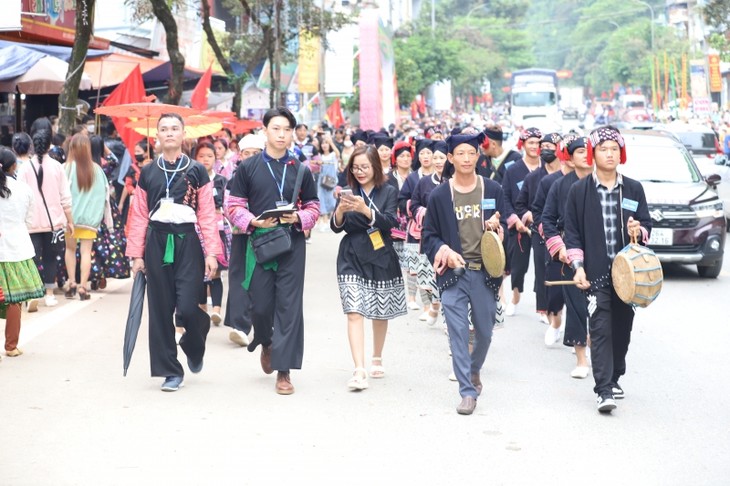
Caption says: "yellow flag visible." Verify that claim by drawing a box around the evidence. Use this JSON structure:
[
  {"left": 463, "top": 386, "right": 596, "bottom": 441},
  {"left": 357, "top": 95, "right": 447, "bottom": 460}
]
[{"left": 298, "top": 30, "right": 320, "bottom": 93}]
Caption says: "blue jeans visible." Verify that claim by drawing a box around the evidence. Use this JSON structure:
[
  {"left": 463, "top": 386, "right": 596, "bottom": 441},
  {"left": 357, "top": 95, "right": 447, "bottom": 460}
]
[{"left": 441, "top": 268, "right": 497, "bottom": 399}]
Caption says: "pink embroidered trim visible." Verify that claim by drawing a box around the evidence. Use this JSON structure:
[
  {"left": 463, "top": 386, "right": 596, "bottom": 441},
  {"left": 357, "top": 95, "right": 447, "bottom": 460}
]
[
  {"left": 566, "top": 248, "right": 584, "bottom": 264},
  {"left": 126, "top": 187, "right": 149, "bottom": 258},
  {"left": 225, "top": 195, "right": 255, "bottom": 234}
]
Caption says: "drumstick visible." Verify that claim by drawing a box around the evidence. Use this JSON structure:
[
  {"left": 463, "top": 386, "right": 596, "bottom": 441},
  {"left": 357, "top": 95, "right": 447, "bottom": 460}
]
[{"left": 544, "top": 280, "right": 579, "bottom": 286}]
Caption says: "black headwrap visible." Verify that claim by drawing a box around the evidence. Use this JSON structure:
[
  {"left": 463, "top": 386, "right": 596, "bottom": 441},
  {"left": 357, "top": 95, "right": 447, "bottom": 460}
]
[
  {"left": 412, "top": 138, "right": 434, "bottom": 171},
  {"left": 446, "top": 132, "right": 486, "bottom": 154},
  {"left": 351, "top": 130, "right": 368, "bottom": 145},
  {"left": 431, "top": 140, "right": 449, "bottom": 155},
  {"left": 483, "top": 127, "right": 503, "bottom": 141},
  {"left": 371, "top": 135, "right": 394, "bottom": 150},
  {"left": 541, "top": 132, "right": 562, "bottom": 146}
]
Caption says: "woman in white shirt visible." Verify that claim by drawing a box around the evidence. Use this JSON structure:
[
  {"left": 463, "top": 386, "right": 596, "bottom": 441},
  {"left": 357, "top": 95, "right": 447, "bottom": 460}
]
[{"left": 0, "top": 147, "right": 45, "bottom": 357}]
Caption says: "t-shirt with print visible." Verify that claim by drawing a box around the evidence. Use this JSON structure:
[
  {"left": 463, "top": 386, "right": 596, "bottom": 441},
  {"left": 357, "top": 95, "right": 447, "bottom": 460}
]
[{"left": 453, "top": 183, "right": 483, "bottom": 262}]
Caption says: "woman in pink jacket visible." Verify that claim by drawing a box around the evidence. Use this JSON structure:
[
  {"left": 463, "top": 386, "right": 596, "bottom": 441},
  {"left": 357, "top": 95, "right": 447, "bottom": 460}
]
[{"left": 16, "top": 129, "right": 74, "bottom": 310}]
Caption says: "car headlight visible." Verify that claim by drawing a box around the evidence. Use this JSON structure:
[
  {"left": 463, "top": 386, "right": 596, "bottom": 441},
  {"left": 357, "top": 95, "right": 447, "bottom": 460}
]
[{"left": 691, "top": 201, "right": 724, "bottom": 218}]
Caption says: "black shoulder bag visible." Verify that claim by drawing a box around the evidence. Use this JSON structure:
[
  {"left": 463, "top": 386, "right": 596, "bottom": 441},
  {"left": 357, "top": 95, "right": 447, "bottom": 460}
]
[
  {"left": 30, "top": 158, "right": 66, "bottom": 252},
  {"left": 251, "top": 163, "right": 306, "bottom": 264}
]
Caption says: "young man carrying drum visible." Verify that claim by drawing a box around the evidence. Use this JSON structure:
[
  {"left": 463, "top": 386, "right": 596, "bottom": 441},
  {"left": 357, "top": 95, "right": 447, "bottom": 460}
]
[
  {"left": 563, "top": 126, "right": 652, "bottom": 413},
  {"left": 422, "top": 132, "right": 507, "bottom": 415}
]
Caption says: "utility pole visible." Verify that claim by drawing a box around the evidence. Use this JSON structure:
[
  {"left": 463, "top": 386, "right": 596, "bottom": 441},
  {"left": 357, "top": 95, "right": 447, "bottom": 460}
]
[
  {"left": 274, "top": 0, "right": 283, "bottom": 107},
  {"left": 319, "top": 0, "right": 326, "bottom": 123}
]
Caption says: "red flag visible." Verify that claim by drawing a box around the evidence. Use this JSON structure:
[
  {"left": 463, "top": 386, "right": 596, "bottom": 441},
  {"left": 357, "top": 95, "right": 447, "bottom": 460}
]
[
  {"left": 191, "top": 64, "right": 213, "bottom": 110},
  {"left": 326, "top": 97, "right": 345, "bottom": 129},
  {"left": 102, "top": 65, "right": 146, "bottom": 156}
]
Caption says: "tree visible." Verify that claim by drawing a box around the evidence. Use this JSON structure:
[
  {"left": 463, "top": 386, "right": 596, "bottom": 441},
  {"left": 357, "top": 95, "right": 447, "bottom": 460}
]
[
  {"left": 59, "top": 0, "right": 96, "bottom": 136},
  {"left": 200, "top": 0, "right": 247, "bottom": 114},
  {"left": 223, "top": 0, "right": 352, "bottom": 108},
  {"left": 149, "top": 0, "right": 186, "bottom": 105},
  {"left": 703, "top": 0, "right": 730, "bottom": 33}
]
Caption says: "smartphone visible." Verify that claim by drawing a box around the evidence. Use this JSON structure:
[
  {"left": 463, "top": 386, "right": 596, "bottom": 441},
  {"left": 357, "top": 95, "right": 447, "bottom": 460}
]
[{"left": 340, "top": 188, "right": 353, "bottom": 198}]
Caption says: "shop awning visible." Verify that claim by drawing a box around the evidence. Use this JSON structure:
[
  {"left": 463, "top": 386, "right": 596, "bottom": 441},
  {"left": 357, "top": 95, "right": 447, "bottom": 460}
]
[
  {"left": 84, "top": 53, "right": 222, "bottom": 90},
  {"left": 0, "top": 44, "right": 45, "bottom": 81},
  {"left": 0, "top": 40, "right": 110, "bottom": 63}
]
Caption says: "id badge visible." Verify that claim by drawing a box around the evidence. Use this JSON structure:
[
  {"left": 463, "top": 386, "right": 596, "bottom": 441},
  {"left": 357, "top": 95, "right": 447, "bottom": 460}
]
[
  {"left": 275, "top": 200, "right": 290, "bottom": 208},
  {"left": 158, "top": 197, "right": 175, "bottom": 219},
  {"left": 367, "top": 227, "right": 385, "bottom": 250}
]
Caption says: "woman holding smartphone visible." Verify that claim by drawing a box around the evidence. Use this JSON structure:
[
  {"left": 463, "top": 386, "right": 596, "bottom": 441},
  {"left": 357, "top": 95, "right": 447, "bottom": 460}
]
[{"left": 331, "top": 145, "right": 406, "bottom": 391}]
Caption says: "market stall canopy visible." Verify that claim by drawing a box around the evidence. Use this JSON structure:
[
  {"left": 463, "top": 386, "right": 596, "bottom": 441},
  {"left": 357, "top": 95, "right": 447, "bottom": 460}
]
[
  {"left": 0, "top": 40, "right": 110, "bottom": 63},
  {"left": 0, "top": 50, "right": 93, "bottom": 94},
  {"left": 0, "top": 44, "right": 45, "bottom": 81},
  {"left": 85, "top": 53, "right": 219, "bottom": 89}
]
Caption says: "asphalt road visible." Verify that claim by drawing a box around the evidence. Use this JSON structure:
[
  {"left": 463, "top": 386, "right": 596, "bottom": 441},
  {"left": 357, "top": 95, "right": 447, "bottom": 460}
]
[{"left": 2, "top": 229, "right": 729, "bottom": 485}]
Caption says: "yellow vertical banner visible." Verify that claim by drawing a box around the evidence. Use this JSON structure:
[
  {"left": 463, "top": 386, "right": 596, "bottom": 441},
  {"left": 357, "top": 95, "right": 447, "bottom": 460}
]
[{"left": 298, "top": 30, "right": 320, "bottom": 94}]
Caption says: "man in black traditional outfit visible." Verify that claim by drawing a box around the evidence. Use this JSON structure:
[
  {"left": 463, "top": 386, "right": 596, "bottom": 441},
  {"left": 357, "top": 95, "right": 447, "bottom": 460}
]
[
  {"left": 226, "top": 107, "right": 320, "bottom": 395},
  {"left": 564, "top": 126, "right": 651, "bottom": 413},
  {"left": 127, "top": 113, "right": 221, "bottom": 392}
]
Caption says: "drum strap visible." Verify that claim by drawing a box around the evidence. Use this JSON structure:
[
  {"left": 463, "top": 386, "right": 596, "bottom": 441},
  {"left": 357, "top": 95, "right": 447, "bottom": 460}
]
[{"left": 618, "top": 184, "right": 626, "bottom": 249}]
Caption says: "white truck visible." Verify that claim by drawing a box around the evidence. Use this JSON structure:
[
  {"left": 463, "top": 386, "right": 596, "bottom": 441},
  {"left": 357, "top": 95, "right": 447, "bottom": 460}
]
[
  {"left": 559, "top": 86, "right": 585, "bottom": 120},
  {"left": 509, "top": 69, "right": 560, "bottom": 127}
]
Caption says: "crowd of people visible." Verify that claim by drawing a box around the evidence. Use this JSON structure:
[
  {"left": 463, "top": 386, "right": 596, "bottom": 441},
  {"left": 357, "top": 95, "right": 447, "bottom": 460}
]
[{"left": 1, "top": 105, "right": 658, "bottom": 416}]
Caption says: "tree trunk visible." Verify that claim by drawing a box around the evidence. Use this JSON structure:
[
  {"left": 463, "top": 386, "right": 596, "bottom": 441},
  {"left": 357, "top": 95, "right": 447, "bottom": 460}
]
[
  {"left": 201, "top": 0, "right": 243, "bottom": 115},
  {"left": 58, "top": 0, "right": 96, "bottom": 136},
  {"left": 150, "top": 0, "right": 185, "bottom": 105}
]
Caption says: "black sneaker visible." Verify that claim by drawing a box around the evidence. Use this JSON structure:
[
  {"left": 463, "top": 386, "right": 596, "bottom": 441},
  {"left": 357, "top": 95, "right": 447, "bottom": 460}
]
[
  {"left": 611, "top": 384, "right": 624, "bottom": 399},
  {"left": 596, "top": 394, "right": 617, "bottom": 413},
  {"left": 187, "top": 356, "right": 204, "bottom": 374}
]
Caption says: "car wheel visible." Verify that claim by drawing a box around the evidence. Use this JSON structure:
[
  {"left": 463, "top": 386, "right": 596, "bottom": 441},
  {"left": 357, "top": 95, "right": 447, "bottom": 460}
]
[{"left": 697, "top": 258, "right": 723, "bottom": 279}]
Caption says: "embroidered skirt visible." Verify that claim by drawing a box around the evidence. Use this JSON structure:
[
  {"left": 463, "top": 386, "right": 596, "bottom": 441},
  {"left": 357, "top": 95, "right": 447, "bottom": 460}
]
[
  {"left": 0, "top": 259, "right": 45, "bottom": 304},
  {"left": 338, "top": 274, "right": 407, "bottom": 320}
]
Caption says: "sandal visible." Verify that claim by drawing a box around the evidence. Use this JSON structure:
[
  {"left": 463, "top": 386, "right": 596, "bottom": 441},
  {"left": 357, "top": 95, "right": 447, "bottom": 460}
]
[
  {"left": 78, "top": 287, "right": 91, "bottom": 301},
  {"left": 64, "top": 284, "right": 77, "bottom": 299},
  {"left": 370, "top": 357, "right": 385, "bottom": 379},
  {"left": 347, "top": 368, "right": 369, "bottom": 391}
]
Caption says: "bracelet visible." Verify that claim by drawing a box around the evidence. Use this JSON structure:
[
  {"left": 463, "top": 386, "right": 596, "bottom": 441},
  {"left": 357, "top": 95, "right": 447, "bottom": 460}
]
[{"left": 571, "top": 260, "right": 584, "bottom": 271}]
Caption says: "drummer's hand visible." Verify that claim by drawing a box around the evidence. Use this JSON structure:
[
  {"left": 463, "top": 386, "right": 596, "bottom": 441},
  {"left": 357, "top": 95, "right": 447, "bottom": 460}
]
[
  {"left": 515, "top": 220, "right": 528, "bottom": 233},
  {"left": 627, "top": 216, "right": 641, "bottom": 239},
  {"left": 205, "top": 255, "right": 218, "bottom": 280},
  {"left": 558, "top": 248, "right": 568, "bottom": 264},
  {"left": 573, "top": 267, "right": 590, "bottom": 290},
  {"left": 132, "top": 258, "right": 145, "bottom": 275},
  {"left": 447, "top": 250, "right": 465, "bottom": 269},
  {"left": 486, "top": 211, "right": 500, "bottom": 231}
]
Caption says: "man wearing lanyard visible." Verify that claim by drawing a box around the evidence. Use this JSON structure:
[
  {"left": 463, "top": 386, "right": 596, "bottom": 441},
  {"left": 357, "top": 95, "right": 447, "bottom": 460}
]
[
  {"left": 127, "top": 113, "right": 221, "bottom": 392},
  {"left": 226, "top": 107, "right": 320, "bottom": 395}
]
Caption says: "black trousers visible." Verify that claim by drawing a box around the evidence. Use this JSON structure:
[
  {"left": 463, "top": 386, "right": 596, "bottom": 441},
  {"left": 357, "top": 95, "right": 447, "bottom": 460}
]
[
  {"left": 246, "top": 232, "right": 306, "bottom": 371},
  {"left": 545, "top": 259, "right": 565, "bottom": 314},
  {"left": 532, "top": 234, "right": 547, "bottom": 311},
  {"left": 145, "top": 224, "right": 210, "bottom": 378},
  {"left": 561, "top": 266, "right": 588, "bottom": 347},
  {"left": 30, "top": 232, "right": 60, "bottom": 287},
  {"left": 588, "top": 286, "right": 634, "bottom": 395},
  {"left": 507, "top": 229, "right": 531, "bottom": 293},
  {"left": 223, "top": 234, "right": 253, "bottom": 335}
]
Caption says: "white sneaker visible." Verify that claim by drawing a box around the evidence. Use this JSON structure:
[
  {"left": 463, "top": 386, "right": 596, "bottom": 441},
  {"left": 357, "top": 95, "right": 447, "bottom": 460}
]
[
  {"left": 570, "top": 366, "right": 590, "bottom": 379},
  {"left": 407, "top": 301, "right": 421, "bottom": 311},
  {"left": 175, "top": 332, "right": 183, "bottom": 346},
  {"left": 229, "top": 329, "right": 250, "bottom": 347},
  {"left": 544, "top": 326, "right": 561, "bottom": 346},
  {"left": 45, "top": 295, "right": 58, "bottom": 307},
  {"left": 538, "top": 313, "right": 549, "bottom": 325},
  {"left": 418, "top": 311, "right": 429, "bottom": 321},
  {"left": 425, "top": 312, "right": 439, "bottom": 326},
  {"left": 448, "top": 372, "right": 457, "bottom": 382},
  {"left": 505, "top": 302, "right": 517, "bottom": 316}
]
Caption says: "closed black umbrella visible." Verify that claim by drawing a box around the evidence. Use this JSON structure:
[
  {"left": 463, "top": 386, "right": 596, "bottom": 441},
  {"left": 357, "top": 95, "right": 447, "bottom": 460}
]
[{"left": 123, "top": 272, "right": 146, "bottom": 376}]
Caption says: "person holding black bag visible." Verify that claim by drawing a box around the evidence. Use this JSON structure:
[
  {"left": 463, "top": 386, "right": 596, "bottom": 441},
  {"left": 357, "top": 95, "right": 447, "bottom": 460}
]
[
  {"left": 226, "top": 107, "right": 320, "bottom": 395},
  {"left": 16, "top": 129, "right": 73, "bottom": 311}
]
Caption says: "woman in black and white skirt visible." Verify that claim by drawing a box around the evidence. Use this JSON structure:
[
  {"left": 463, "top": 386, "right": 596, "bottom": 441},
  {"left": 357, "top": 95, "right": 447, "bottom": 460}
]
[{"left": 332, "top": 145, "right": 406, "bottom": 391}]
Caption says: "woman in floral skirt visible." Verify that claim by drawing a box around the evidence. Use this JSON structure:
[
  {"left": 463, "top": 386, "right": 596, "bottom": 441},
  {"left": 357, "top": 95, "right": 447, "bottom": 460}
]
[{"left": 0, "top": 147, "right": 45, "bottom": 357}]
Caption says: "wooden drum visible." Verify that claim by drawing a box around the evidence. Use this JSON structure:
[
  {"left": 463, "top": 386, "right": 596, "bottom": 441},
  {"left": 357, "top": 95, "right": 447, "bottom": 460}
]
[
  {"left": 480, "top": 231, "right": 506, "bottom": 278},
  {"left": 611, "top": 242, "right": 663, "bottom": 308}
]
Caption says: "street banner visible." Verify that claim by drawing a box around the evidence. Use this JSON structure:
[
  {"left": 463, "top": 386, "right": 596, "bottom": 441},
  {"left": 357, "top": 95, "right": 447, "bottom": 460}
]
[
  {"left": 689, "top": 60, "right": 708, "bottom": 99},
  {"left": 358, "top": 10, "right": 397, "bottom": 130},
  {"left": 693, "top": 97, "right": 711, "bottom": 116},
  {"left": 298, "top": 30, "right": 320, "bottom": 94},
  {"left": 708, "top": 54, "right": 722, "bottom": 93},
  {"left": 324, "top": 27, "right": 355, "bottom": 94}
]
